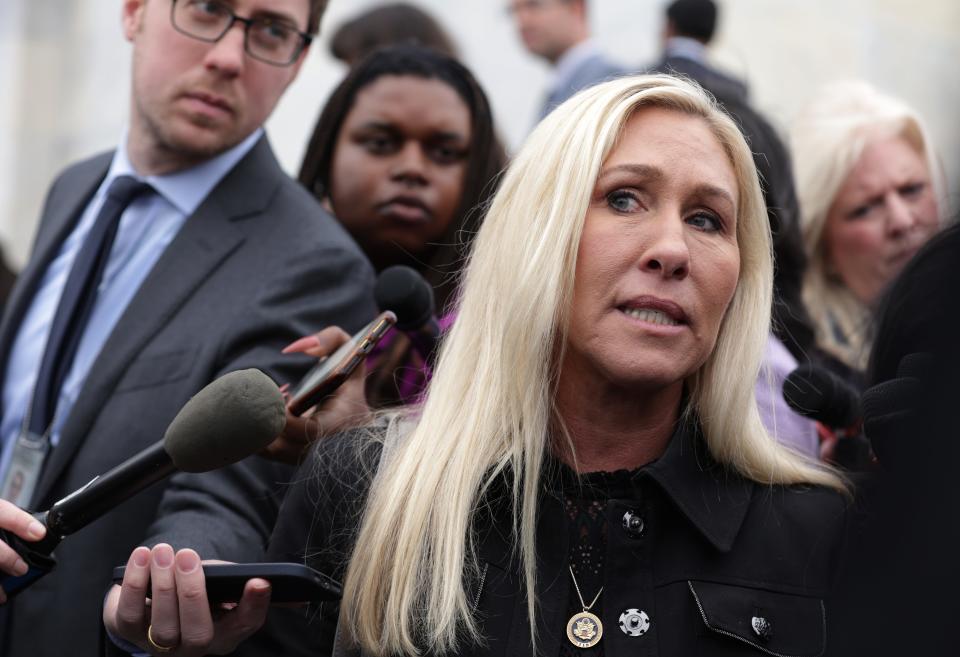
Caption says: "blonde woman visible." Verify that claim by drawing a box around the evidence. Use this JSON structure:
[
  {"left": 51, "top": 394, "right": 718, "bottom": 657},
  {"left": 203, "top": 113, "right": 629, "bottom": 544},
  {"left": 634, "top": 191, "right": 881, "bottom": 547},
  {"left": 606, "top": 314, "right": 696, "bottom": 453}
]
[
  {"left": 109, "top": 76, "right": 848, "bottom": 656},
  {"left": 791, "top": 81, "right": 943, "bottom": 377}
]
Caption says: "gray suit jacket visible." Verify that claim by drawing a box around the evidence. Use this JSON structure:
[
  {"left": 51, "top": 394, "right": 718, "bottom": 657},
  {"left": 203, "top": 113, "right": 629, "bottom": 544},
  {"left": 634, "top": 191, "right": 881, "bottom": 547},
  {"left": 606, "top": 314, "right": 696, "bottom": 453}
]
[
  {"left": 0, "top": 137, "right": 376, "bottom": 656},
  {"left": 538, "top": 52, "right": 625, "bottom": 121}
]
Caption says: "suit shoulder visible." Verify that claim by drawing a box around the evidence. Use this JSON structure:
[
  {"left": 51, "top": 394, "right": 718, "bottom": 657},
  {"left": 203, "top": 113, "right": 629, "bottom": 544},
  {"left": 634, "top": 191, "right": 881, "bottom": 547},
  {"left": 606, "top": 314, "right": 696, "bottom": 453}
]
[
  {"left": 42, "top": 151, "right": 113, "bottom": 203},
  {"left": 52, "top": 150, "right": 113, "bottom": 183},
  {"left": 252, "top": 174, "right": 364, "bottom": 255},
  {"left": 574, "top": 53, "right": 625, "bottom": 87}
]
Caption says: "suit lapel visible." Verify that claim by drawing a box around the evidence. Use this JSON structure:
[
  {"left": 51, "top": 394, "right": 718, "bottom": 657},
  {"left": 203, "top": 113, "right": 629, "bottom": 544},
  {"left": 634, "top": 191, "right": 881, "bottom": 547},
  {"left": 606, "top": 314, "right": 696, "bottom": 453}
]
[
  {"left": 34, "top": 138, "right": 284, "bottom": 506},
  {"left": 0, "top": 155, "right": 111, "bottom": 404}
]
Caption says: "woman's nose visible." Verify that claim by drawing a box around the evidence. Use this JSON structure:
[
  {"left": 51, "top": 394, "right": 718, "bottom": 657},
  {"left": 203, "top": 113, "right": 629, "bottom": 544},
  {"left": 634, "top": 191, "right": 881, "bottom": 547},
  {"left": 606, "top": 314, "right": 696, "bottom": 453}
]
[
  {"left": 641, "top": 216, "right": 690, "bottom": 280},
  {"left": 884, "top": 193, "right": 915, "bottom": 236},
  {"left": 390, "top": 143, "right": 429, "bottom": 187}
]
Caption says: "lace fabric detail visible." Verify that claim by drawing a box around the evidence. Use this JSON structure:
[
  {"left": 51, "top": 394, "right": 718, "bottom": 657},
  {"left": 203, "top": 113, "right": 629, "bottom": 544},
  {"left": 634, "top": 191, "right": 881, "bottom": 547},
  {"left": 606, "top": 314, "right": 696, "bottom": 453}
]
[{"left": 559, "top": 493, "right": 608, "bottom": 656}]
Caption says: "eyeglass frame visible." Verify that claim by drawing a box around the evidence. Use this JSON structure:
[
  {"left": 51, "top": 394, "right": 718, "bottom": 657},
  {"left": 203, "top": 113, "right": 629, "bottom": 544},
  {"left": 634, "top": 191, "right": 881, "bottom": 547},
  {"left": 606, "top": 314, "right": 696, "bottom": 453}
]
[{"left": 169, "top": 0, "right": 314, "bottom": 67}]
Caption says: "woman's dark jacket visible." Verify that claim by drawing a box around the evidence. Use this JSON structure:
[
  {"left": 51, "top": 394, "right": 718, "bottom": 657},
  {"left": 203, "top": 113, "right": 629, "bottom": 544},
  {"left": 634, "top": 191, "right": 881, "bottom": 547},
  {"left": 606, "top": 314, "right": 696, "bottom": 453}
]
[{"left": 267, "top": 421, "right": 849, "bottom": 657}]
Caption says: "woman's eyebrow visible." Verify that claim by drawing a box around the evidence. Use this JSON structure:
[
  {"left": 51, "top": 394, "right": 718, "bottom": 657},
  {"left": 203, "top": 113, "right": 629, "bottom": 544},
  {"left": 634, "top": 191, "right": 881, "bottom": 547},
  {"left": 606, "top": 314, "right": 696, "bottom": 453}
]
[
  {"left": 692, "top": 183, "right": 736, "bottom": 210},
  {"left": 596, "top": 163, "right": 663, "bottom": 183},
  {"left": 598, "top": 164, "right": 736, "bottom": 208}
]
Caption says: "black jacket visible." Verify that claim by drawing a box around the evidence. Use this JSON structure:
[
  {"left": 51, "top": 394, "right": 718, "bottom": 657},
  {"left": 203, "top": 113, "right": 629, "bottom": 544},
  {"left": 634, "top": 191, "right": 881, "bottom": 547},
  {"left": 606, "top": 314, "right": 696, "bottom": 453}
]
[{"left": 268, "top": 422, "right": 849, "bottom": 657}]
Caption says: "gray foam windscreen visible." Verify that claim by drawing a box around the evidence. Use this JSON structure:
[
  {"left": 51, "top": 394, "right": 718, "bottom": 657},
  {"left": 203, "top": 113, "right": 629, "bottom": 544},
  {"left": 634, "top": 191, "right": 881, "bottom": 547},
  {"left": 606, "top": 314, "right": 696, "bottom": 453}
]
[{"left": 163, "top": 369, "right": 286, "bottom": 473}]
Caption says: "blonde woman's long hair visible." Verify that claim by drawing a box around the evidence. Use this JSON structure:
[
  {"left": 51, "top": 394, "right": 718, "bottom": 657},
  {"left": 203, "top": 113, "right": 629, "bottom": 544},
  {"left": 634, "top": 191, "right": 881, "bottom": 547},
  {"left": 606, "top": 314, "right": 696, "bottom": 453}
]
[
  {"left": 342, "top": 74, "right": 845, "bottom": 656},
  {"left": 790, "top": 80, "right": 944, "bottom": 370}
]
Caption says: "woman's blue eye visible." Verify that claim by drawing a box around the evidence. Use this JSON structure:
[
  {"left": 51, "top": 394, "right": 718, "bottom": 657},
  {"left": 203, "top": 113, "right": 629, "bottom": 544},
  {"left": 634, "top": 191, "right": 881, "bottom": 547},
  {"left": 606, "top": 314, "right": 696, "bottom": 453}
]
[
  {"left": 607, "top": 190, "right": 639, "bottom": 212},
  {"left": 687, "top": 212, "right": 721, "bottom": 232}
]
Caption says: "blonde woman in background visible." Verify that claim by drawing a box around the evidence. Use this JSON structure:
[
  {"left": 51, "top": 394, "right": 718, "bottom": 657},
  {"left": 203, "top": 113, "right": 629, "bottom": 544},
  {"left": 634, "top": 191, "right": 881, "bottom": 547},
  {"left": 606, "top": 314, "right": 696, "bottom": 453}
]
[
  {"left": 791, "top": 81, "right": 944, "bottom": 380},
  {"left": 109, "top": 75, "right": 849, "bottom": 657}
]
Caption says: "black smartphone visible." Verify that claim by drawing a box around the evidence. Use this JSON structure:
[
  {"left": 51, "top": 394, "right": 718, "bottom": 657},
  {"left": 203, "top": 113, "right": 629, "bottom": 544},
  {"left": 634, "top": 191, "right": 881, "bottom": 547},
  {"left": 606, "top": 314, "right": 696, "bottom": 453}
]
[
  {"left": 286, "top": 311, "right": 396, "bottom": 416},
  {"left": 111, "top": 562, "right": 342, "bottom": 604}
]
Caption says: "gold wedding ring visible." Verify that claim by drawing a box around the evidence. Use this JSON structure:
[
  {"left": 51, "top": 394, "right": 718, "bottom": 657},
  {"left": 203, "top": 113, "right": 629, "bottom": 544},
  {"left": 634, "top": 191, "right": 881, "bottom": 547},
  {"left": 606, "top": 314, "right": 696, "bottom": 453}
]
[{"left": 147, "top": 624, "right": 177, "bottom": 654}]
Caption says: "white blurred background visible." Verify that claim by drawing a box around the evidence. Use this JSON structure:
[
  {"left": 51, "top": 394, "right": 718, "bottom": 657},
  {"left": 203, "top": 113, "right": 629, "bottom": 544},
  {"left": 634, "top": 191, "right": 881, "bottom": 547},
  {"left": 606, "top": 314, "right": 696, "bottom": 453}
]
[{"left": 1, "top": 0, "right": 958, "bottom": 269}]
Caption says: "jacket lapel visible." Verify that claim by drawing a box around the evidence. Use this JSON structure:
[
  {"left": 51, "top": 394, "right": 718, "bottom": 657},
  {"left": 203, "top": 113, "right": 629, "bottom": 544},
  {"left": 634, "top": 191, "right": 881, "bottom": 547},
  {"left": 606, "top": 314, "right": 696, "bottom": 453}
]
[
  {"left": 33, "top": 138, "right": 284, "bottom": 506},
  {"left": 0, "top": 155, "right": 111, "bottom": 410}
]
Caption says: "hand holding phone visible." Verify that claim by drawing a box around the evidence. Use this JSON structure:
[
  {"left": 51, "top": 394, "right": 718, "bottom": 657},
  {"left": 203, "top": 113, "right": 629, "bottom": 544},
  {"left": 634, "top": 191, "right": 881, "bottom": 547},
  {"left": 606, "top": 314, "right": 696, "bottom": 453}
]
[
  {"left": 285, "top": 311, "right": 396, "bottom": 416},
  {"left": 105, "top": 546, "right": 334, "bottom": 655},
  {"left": 259, "top": 313, "right": 396, "bottom": 465},
  {"left": 112, "top": 561, "right": 342, "bottom": 604}
]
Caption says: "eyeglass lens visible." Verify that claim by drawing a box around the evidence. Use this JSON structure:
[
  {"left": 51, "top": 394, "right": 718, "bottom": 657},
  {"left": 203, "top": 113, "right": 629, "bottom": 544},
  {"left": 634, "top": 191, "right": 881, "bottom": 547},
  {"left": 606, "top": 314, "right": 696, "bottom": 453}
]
[{"left": 172, "top": 0, "right": 304, "bottom": 65}]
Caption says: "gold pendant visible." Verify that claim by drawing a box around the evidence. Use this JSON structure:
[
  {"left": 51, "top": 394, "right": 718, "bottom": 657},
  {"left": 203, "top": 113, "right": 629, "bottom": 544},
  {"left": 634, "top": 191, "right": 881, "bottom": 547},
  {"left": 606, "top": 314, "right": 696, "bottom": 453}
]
[{"left": 566, "top": 610, "right": 603, "bottom": 648}]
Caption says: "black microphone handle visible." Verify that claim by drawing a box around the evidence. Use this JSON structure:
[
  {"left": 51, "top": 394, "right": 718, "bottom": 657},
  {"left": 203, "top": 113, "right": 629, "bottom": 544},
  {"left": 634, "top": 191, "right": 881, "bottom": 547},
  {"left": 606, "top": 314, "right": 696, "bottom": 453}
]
[
  {"left": 405, "top": 318, "right": 441, "bottom": 365},
  {"left": 43, "top": 440, "right": 174, "bottom": 540}
]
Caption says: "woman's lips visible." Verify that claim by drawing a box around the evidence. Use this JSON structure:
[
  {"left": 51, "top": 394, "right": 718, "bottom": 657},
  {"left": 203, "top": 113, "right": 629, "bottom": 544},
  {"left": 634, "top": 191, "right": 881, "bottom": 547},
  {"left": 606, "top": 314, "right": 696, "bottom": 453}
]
[
  {"left": 616, "top": 296, "right": 689, "bottom": 333},
  {"left": 377, "top": 199, "right": 432, "bottom": 224}
]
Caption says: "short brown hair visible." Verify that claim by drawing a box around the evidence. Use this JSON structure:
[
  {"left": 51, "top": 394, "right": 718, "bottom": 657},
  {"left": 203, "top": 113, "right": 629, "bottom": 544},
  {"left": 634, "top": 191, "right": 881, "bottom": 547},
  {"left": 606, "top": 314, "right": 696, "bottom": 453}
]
[{"left": 307, "top": 0, "right": 327, "bottom": 34}]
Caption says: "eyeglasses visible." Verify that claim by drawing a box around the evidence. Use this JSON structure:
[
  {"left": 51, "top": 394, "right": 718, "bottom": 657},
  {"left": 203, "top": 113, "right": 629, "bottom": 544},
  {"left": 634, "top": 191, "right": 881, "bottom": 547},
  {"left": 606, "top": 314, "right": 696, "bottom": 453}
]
[{"left": 170, "top": 0, "right": 313, "bottom": 67}]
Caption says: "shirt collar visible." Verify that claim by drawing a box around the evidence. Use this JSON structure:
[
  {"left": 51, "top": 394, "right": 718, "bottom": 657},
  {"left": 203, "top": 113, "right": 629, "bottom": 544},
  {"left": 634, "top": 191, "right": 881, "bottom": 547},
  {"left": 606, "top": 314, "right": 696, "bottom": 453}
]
[
  {"left": 664, "top": 36, "right": 708, "bottom": 64},
  {"left": 643, "top": 417, "right": 755, "bottom": 553},
  {"left": 550, "top": 39, "right": 601, "bottom": 93},
  {"left": 107, "top": 127, "right": 264, "bottom": 215}
]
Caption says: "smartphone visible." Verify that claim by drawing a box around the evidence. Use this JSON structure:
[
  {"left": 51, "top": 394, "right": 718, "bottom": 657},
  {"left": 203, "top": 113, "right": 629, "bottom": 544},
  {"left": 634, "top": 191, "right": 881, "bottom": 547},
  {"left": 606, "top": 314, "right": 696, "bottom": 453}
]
[
  {"left": 286, "top": 311, "right": 396, "bottom": 416},
  {"left": 112, "top": 562, "right": 342, "bottom": 604}
]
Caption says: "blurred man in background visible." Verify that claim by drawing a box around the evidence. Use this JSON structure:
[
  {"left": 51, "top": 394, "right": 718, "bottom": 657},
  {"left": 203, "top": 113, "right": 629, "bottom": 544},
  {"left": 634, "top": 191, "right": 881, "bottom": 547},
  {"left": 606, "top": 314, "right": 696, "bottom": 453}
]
[
  {"left": 508, "top": 0, "right": 623, "bottom": 121},
  {"left": 648, "top": 0, "right": 747, "bottom": 104}
]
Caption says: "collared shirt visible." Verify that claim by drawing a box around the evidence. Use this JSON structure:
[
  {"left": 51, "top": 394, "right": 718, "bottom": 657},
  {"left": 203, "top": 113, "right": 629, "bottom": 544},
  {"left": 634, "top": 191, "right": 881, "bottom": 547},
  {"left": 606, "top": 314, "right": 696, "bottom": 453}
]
[
  {"left": 0, "top": 128, "right": 263, "bottom": 485},
  {"left": 547, "top": 38, "right": 603, "bottom": 98},
  {"left": 663, "top": 35, "right": 707, "bottom": 64}
]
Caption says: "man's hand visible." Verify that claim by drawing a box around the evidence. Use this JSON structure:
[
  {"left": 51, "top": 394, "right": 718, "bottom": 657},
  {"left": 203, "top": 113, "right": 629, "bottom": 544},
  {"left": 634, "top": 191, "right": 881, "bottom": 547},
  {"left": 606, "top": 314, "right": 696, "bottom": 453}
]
[
  {"left": 104, "top": 544, "right": 271, "bottom": 656},
  {"left": 0, "top": 499, "right": 47, "bottom": 603},
  {"left": 260, "top": 326, "right": 372, "bottom": 464}
]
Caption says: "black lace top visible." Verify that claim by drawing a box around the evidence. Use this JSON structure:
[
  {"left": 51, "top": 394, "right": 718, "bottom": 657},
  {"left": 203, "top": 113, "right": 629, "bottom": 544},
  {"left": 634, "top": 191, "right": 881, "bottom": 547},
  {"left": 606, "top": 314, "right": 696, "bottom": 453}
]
[{"left": 557, "top": 466, "right": 645, "bottom": 657}]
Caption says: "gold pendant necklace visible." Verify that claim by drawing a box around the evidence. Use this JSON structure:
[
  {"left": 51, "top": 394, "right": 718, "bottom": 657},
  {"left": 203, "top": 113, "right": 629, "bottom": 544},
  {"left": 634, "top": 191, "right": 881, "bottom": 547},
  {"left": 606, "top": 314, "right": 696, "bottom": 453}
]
[{"left": 566, "top": 565, "right": 603, "bottom": 649}]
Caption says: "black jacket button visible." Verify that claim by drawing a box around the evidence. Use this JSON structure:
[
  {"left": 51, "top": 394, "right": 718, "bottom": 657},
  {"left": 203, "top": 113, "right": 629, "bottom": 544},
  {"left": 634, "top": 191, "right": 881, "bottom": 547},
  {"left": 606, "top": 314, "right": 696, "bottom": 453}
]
[{"left": 622, "top": 510, "right": 645, "bottom": 538}]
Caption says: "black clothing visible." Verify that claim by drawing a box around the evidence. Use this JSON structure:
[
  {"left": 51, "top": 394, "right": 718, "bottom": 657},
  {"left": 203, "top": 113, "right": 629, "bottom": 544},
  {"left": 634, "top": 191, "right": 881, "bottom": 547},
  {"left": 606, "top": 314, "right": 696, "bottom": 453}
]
[
  {"left": 647, "top": 55, "right": 748, "bottom": 106},
  {"left": 268, "top": 421, "right": 848, "bottom": 656}
]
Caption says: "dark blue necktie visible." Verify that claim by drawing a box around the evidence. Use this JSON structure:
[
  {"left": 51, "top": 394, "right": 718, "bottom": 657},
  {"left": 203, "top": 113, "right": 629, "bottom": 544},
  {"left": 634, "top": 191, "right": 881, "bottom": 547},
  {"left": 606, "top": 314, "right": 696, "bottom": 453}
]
[{"left": 27, "top": 175, "right": 152, "bottom": 435}]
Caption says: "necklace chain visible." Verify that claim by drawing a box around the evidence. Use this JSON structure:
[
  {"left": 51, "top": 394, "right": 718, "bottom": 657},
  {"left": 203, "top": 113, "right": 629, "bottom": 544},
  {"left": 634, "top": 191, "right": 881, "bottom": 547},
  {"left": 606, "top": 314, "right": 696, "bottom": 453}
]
[{"left": 568, "top": 565, "right": 603, "bottom": 611}]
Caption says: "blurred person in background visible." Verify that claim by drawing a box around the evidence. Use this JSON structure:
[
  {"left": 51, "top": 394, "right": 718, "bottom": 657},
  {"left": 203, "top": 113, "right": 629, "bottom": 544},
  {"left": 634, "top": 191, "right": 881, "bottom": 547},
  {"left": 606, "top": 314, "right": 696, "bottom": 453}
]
[
  {"left": 295, "top": 46, "right": 505, "bottom": 408},
  {"left": 508, "top": 0, "right": 624, "bottom": 122},
  {"left": 827, "top": 222, "right": 960, "bottom": 657},
  {"left": 647, "top": 0, "right": 747, "bottom": 105},
  {"left": 329, "top": 3, "right": 458, "bottom": 67},
  {"left": 791, "top": 80, "right": 944, "bottom": 384}
]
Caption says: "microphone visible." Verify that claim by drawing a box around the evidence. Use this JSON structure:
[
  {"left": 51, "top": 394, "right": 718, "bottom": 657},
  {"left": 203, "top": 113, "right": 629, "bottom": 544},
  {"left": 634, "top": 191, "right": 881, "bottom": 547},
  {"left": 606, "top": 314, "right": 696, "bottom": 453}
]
[
  {"left": 783, "top": 364, "right": 861, "bottom": 431},
  {"left": 783, "top": 364, "right": 871, "bottom": 469},
  {"left": 0, "top": 368, "right": 285, "bottom": 597},
  {"left": 374, "top": 265, "right": 441, "bottom": 362}
]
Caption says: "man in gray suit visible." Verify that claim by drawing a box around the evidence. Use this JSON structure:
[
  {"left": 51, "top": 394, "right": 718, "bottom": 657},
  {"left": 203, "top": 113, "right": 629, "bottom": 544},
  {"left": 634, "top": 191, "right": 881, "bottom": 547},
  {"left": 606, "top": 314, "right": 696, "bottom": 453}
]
[
  {"left": 508, "top": 0, "right": 624, "bottom": 122},
  {"left": 648, "top": 0, "right": 748, "bottom": 105},
  {"left": 0, "top": 0, "right": 376, "bottom": 654}
]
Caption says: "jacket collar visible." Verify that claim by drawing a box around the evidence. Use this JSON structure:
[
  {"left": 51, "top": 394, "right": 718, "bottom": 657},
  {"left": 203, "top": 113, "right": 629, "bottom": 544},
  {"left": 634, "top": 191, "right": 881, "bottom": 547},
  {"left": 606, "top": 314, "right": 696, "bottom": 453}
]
[
  {"left": 478, "top": 418, "right": 756, "bottom": 571},
  {"left": 643, "top": 419, "right": 755, "bottom": 553}
]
